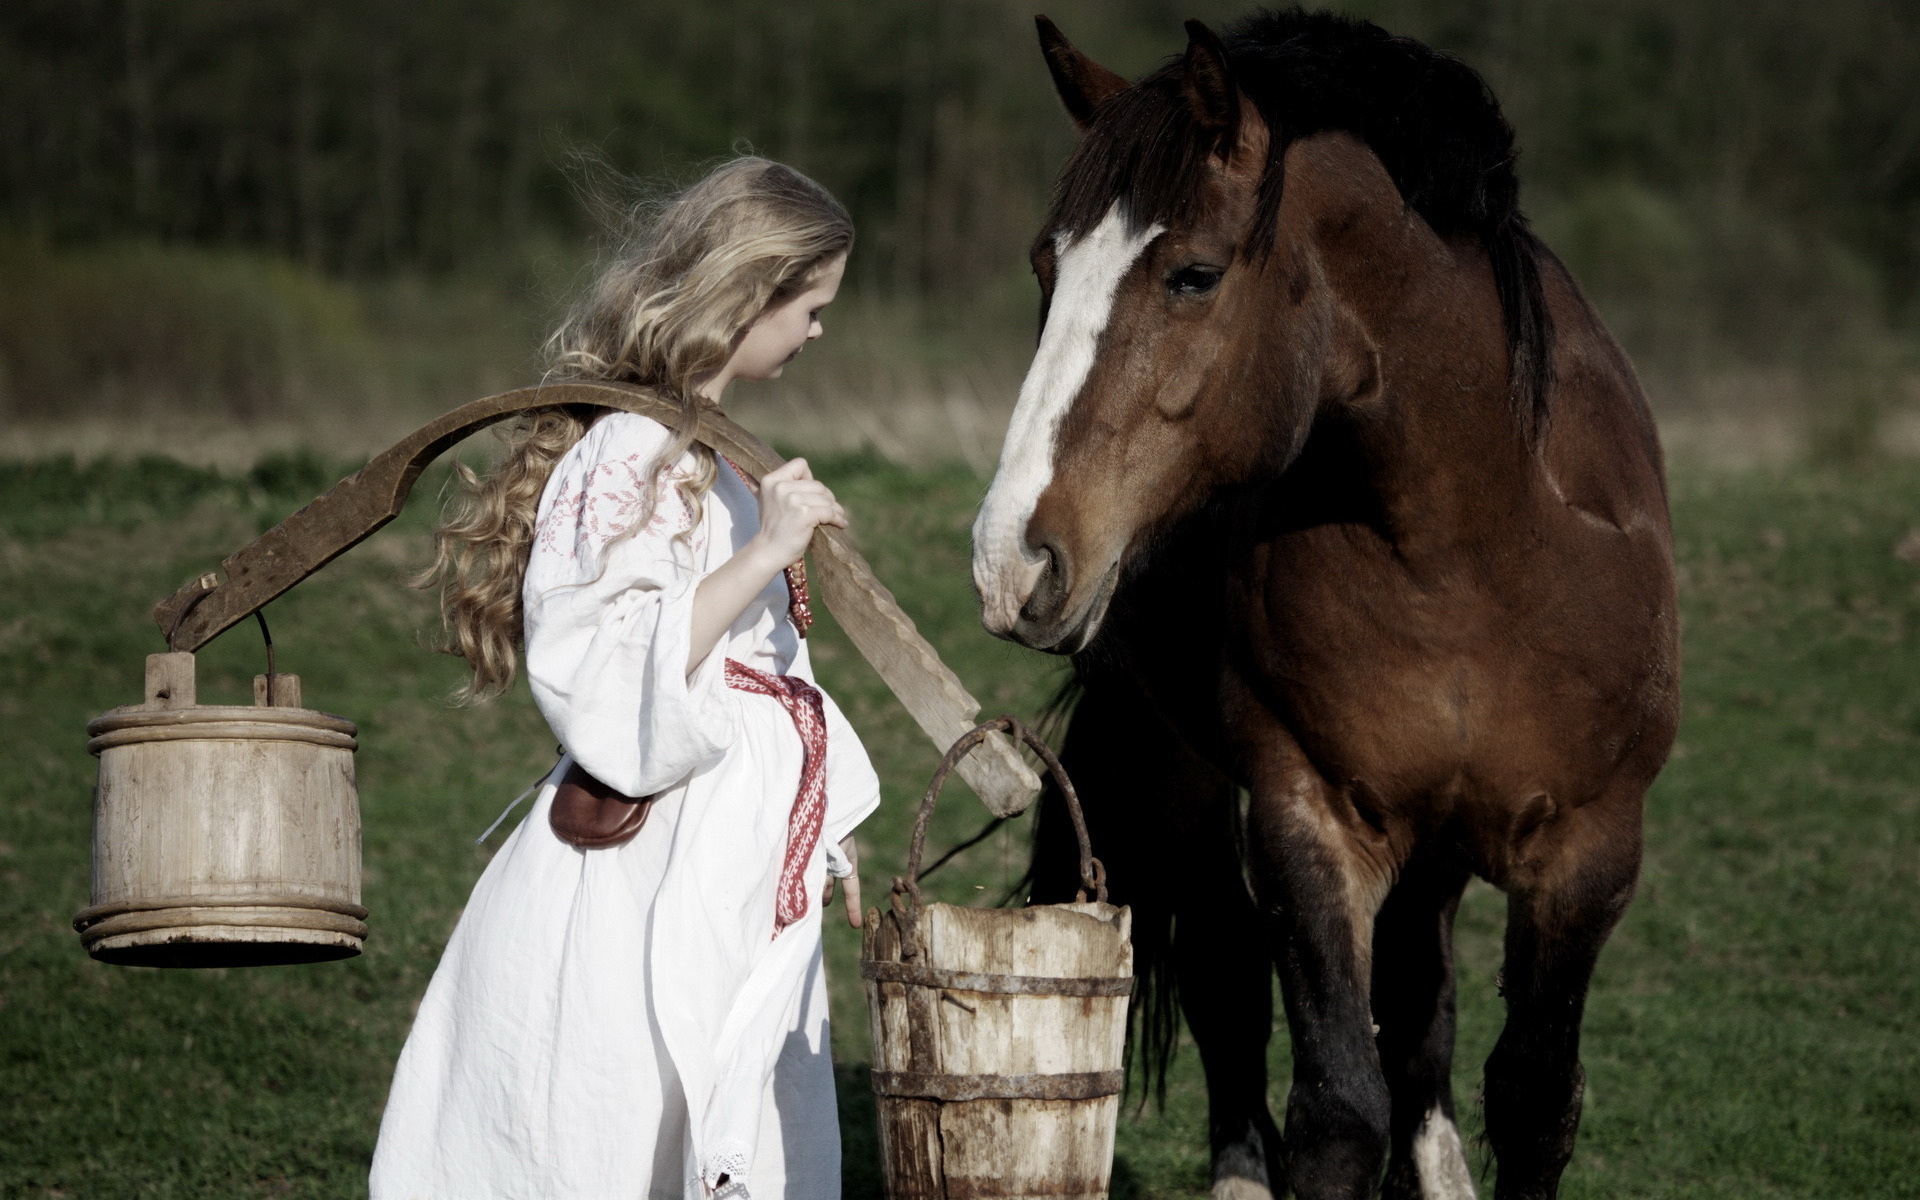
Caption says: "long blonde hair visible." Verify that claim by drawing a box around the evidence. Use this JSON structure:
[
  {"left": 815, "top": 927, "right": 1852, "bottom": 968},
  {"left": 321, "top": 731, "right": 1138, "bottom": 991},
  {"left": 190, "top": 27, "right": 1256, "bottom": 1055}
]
[{"left": 417, "top": 157, "right": 853, "bottom": 702}]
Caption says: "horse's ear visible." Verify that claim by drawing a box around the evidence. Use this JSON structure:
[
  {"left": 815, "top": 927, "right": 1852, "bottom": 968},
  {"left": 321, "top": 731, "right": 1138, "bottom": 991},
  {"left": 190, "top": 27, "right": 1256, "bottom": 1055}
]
[
  {"left": 1037, "top": 15, "right": 1128, "bottom": 131},
  {"left": 1182, "top": 20, "right": 1265, "bottom": 170}
]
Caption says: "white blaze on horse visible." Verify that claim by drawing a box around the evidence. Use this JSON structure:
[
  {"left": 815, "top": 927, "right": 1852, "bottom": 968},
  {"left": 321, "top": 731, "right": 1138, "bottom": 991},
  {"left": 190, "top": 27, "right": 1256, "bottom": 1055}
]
[{"left": 973, "top": 205, "right": 1163, "bottom": 644}]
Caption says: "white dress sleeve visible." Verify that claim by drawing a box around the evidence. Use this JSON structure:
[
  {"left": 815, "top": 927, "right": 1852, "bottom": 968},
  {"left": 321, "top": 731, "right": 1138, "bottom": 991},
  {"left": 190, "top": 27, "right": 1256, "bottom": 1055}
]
[
  {"left": 522, "top": 413, "right": 736, "bottom": 799},
  {"left": 818, "top": 690, "right": 881, "bottom": 876}
]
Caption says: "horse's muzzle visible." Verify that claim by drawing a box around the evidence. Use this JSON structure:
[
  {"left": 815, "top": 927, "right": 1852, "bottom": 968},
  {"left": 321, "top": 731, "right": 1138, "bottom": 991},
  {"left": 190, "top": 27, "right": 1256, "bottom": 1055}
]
[{"left": 1001, "top": 549, "right": 1119, "bottom": 655}]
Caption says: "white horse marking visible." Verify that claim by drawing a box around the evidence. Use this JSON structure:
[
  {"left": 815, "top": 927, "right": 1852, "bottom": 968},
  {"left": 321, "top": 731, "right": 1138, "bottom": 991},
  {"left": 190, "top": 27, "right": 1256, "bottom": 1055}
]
[
  {"left": 1413, "top": 1104, "right": 1477, "bottom": 1200},
  {"left": 1209, "top": 1176, "right": 1275, "bottom": 1200},
  {"left": 972, "top": 204, "right": 1164, "bottom": 633}
]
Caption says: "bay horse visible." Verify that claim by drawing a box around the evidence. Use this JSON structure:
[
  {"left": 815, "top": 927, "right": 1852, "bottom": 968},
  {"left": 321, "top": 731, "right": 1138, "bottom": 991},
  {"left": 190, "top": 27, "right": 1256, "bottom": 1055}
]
[{"left": 972, "top": 12, "right": 1679, "bottom": 1200}]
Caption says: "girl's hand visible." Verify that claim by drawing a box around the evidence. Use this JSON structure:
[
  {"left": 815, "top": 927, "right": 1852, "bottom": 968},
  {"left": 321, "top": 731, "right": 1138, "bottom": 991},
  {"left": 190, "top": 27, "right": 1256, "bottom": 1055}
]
[
  {"left": 748, "top": 457, "right": 847, "bottom": 568},
  {"left": 686, "top": 458, "right": 845, "bottom": 674},
  {"left": 822, "top": 834, "right": 862, "bottom": 928}
]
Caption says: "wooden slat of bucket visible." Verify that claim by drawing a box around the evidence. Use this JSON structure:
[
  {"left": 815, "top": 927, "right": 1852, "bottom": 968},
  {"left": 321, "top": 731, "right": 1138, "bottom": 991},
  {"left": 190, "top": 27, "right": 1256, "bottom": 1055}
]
[
  {"left": 911, "top": 904, "right": 1130, "bottom": 1077},
  {"left": 876, "top": 1099, "right": 945, "bottom": 1200},
  {"left": 87, "top": 736, "right": 360, "bottom": 904},
  {"left": 936, "top": 1097, "right": 1123, "bottom": 1200},
  {"left": 79, "top": 655, "right": 364, "bottom": 968},
  {"left": 863, "top": 900, "right": 1133, "bottom": 1200}
]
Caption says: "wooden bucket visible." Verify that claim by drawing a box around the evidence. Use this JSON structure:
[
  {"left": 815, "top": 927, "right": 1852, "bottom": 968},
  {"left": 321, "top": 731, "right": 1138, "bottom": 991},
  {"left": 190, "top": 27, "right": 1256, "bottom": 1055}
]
[
  {"left": 74, "top": 651, "right": 366, "bottom": 968},
  {"left": 862, "top": 717, "right": 1133, "bottom": 1200}
]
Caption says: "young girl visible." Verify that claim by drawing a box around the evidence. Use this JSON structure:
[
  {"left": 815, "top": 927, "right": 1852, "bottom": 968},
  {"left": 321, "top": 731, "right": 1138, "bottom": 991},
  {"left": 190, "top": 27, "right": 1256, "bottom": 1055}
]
[{"left": 370, "top": 157, "right": 879, "bottom": 1200}]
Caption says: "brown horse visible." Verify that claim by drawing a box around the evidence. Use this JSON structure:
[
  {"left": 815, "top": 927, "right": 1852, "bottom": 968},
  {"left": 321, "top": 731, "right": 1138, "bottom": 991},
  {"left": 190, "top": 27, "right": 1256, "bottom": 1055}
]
[{"left": 972, "top": 12, "right": 1679, "bottom": 1200}]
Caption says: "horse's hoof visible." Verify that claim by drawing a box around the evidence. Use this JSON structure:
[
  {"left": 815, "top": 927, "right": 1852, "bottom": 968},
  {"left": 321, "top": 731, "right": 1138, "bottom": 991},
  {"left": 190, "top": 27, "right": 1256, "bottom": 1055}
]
[
  {"left": 1211, "top": 1176, "right": 1275, "bottom": 1200},
  {"left": 1413, "top": 1105, "right": 1477, "bottom": 1199}
]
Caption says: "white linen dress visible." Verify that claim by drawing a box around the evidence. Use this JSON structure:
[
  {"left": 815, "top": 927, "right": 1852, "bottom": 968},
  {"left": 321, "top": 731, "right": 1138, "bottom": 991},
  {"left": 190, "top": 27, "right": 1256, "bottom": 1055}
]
[{"left": 369, "top": 412, "right": 882, "bottom": 1200}]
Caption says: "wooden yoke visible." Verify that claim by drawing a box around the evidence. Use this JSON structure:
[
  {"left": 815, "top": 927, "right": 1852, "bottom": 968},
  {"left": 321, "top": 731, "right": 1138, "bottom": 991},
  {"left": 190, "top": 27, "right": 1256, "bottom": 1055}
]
[{"left": 150, "top": 381, "right": 1041, "bottom": 817}]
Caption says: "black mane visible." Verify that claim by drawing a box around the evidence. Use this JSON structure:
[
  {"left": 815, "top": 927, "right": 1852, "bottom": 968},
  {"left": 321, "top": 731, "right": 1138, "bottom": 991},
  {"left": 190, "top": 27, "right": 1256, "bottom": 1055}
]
[{"left": 1048, "top": 8, "right": 1555, "bottom": 440}]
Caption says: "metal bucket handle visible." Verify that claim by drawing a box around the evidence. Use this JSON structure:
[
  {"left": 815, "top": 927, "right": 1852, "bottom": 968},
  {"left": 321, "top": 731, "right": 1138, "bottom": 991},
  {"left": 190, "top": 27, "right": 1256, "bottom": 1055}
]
[{"left": 896, "top": 715, "right": 1107, "bottom": 911}]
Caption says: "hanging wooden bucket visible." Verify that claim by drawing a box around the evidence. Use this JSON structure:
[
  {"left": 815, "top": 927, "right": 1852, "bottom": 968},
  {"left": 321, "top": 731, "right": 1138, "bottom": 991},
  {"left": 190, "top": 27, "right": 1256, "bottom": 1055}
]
[
  {"left": 74, "top": 651, "right": 366, "bottom": 968},
  {"left": 862, "top": 717, "right": 1133, "bottom": 1200}
]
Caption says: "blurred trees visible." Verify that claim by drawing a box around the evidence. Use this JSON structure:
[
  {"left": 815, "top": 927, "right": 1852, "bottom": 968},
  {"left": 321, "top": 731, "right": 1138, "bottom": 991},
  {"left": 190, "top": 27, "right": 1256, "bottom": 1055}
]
[
  {"left": 1, "top": 0, "right": 1115, "bottom": 299},
  {"left": 1, "top": 0, "right": 1916, "bottom": 415},
  {"left": 1353, "top": 0, "right": 1920, "bottom": 371}
]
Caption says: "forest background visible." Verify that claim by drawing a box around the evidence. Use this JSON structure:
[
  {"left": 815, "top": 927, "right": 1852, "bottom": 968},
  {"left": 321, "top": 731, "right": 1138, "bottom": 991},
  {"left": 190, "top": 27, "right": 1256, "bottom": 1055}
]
[{"left": 3, "top": 0, "right": 1918, "bottom": 462}]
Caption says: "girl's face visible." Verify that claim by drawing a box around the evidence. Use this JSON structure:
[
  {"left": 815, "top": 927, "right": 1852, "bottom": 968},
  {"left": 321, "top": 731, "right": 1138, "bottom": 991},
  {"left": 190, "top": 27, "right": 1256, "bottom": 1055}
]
[{"left": 727, "top": 254, "right": 848, "bottom": 383}]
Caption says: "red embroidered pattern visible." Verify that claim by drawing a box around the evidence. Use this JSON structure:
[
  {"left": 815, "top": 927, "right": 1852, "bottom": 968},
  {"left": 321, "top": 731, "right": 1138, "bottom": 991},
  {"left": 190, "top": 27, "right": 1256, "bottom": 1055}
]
[
  {"left": 721, "top": 457, "right": 815, "bottom": 638},
  {"left": 534, "top": 453, "right": 700, "bottom": 560},
  {"left": 724, "top": 659, "right": 828, "bottom": 937}
]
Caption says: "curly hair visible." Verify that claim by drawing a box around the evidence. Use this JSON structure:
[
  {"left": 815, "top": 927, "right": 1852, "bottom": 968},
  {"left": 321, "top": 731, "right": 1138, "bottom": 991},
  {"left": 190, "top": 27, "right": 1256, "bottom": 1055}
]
[{"left": 416, "top": 157, "right": 853, "bottom": 702}]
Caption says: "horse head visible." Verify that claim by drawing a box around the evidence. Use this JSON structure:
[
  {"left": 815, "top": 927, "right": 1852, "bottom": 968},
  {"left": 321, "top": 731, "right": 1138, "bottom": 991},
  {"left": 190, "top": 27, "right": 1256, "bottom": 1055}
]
[{"left": 973, "top": 15, "right": 1549, "bottom": 654}]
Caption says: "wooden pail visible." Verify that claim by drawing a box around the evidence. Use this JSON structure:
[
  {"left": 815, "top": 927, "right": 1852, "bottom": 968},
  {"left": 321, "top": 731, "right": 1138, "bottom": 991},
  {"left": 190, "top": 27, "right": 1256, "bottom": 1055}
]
[
  {"left": 74, "top": 651, "right": 366, "bottom": 968},
  {"left": 862, "top": 717, "right": 1133, "bottom": 1200}
]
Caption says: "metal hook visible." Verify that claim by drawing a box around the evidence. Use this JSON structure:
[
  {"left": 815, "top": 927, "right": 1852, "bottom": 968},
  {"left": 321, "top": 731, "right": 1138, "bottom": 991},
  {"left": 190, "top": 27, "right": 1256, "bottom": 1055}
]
[{"left": 254, "top": 610, "right": 276, "bottom": 707}]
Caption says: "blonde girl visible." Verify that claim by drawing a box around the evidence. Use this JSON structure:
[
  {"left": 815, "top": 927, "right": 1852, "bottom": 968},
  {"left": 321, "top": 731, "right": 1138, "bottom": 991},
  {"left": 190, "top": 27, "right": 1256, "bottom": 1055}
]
[{"left": 370, "top": 157, "right": 878, "bottom": 1200}]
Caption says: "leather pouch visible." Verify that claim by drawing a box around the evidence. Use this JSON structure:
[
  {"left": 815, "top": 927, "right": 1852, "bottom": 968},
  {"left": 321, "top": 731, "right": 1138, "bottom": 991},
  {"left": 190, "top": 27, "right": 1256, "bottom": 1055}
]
[{"left": 549, "top": 762, "right": 656, "bottom": 849}]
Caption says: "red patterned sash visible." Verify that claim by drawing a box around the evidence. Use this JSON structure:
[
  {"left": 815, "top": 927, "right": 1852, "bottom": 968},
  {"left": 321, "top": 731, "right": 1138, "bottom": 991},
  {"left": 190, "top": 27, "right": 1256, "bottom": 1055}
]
[{"left": 724, "top": 658, "right": 829, "bottom": 937}]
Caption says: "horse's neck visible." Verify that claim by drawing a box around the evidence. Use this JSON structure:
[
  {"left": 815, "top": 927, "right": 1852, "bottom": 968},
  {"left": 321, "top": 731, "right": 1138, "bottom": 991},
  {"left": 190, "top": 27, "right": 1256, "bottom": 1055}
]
[
  {"left": 1343, "top": 371, "right": 1539, "bottom": 556},
  {"left": 1287, "top": 218, "right": 1547, "bottom": 555}
]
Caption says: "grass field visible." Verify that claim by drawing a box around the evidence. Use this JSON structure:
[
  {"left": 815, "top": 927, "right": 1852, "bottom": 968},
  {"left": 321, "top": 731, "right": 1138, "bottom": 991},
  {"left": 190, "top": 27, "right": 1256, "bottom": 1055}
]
[{"left": 1, "top": 446, "right": 1917, "bottom": 1198}]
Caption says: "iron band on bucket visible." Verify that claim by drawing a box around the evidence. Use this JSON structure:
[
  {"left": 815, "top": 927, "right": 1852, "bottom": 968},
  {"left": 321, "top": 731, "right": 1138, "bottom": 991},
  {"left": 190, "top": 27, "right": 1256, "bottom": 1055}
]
[
  {"left": 860, "top": 960, "right": 1134, "bottom": 997},
  {"left": 870, "top": 1070, "right": 1126, "bottom": 1102}
]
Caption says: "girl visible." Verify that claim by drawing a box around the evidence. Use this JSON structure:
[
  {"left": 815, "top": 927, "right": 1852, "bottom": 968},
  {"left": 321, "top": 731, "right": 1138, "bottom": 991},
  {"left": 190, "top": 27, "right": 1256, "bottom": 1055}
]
[{"left": 370, "top": 157, "right": 878, "bottom": 1200}]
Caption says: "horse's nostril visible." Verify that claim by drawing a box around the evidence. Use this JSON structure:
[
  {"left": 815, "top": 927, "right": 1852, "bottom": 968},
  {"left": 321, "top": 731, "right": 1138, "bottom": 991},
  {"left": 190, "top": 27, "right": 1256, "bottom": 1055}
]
[{"left": 1023, "top": 542, "right": 1072, "bottom": 621}]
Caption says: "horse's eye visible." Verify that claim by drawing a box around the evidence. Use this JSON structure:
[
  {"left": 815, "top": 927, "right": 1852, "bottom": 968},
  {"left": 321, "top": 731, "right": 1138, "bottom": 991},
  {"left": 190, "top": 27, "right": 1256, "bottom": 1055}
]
[{"left": 1167, "top": 264, "right": 1225, "bottom": 298}]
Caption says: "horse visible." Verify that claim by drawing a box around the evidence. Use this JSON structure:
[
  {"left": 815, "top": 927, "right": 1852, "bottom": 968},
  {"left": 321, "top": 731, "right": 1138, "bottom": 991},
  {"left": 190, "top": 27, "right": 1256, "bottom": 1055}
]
[{"left": 971, "top": 12, "right": 1680, "bottom": 1200}]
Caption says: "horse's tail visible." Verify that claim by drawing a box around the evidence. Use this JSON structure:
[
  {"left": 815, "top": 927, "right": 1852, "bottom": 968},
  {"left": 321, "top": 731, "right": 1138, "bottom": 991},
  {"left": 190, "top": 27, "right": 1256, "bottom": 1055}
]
[{"left": 1022, "top": 661, "right": 1187, "bottom": 1108}]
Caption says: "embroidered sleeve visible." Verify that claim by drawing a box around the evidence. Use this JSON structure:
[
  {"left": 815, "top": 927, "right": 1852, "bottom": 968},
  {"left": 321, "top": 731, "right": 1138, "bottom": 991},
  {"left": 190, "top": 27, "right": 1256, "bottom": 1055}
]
[
  {"left": 522, "top": 414, "right": 735, "bottom": 799},
  {"left": 533, "top": 449, "right": 704, "bottom": 565}
]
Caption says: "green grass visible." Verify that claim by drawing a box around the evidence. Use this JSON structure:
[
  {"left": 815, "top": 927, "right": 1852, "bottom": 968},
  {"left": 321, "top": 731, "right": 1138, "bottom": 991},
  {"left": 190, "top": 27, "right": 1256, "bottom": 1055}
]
[{"left": 1, "top": 449, "right": 1917, "bottom": 1197}]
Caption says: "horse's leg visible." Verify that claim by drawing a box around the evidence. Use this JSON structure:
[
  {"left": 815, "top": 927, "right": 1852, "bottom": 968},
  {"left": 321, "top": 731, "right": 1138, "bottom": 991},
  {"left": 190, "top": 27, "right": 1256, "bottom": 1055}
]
[
  {"left": 1373, "top": 855, "right": 1476, "bottom": 1200},
  {"left": 1482, "top": 797, "right": 1641, "bottom": 1200},
  {"left": 1175, "top": 783, "right": 1285, "bottom": 1200},
  {"left": 1029, "top": 673, "right": 1280, "bottom": 1200},
  {"left": 1243, "top": 742, "right": 1395, "bottom": 1200}
]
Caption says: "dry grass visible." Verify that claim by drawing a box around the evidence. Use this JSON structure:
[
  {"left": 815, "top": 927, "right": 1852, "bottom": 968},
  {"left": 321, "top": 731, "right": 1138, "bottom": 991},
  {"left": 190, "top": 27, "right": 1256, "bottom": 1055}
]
[
  {"left": 7, "top": 375, "right": 1917, "bottom": 477},
  {"left": 4, "top": 240, "right": 1914, "bottom": 472}
]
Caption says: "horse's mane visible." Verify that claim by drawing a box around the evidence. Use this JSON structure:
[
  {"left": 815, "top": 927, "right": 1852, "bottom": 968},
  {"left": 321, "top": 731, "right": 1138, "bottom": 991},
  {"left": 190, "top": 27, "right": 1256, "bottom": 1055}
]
[{"left": 1048, "top": 7, "right": 1555, "bottom": 442}]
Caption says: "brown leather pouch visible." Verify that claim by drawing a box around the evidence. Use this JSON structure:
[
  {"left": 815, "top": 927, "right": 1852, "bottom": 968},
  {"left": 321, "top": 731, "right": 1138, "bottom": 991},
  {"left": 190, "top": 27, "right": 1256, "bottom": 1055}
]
[{"left": 549, "top": 762, "right": 656, "bottom": 849}]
